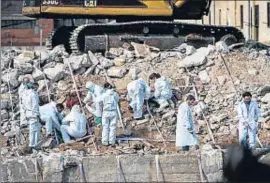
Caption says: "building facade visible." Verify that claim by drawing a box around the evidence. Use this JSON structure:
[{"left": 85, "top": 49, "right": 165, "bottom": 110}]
[
  {"left": 1, "top": 0, "right": 54, "bottom": 46},
  {"left": 204, "top": 0, "right": 270, "bottom": 44}
]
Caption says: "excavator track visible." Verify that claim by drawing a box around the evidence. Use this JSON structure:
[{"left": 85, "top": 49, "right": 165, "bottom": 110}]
[{"left": 46, "top": 21, "right": 245, "bottom": 54}]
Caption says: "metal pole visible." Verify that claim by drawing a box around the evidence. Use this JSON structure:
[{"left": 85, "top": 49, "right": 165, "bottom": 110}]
[
  {"left": 40, "top": 25, "right": 43, "bottom": 47},
  {"left": 213, "top": 0, "right": 216, "bottom": 25},
  {"left": 248, "top": 0, "right": 250, "bottom": 39}
]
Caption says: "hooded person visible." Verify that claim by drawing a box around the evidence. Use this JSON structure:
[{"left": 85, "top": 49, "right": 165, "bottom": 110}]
[
  {"left": 100, "top": 83, "right": 120, "bottom": 146},
  {"left": 39, "top": 102, "right": 64, "bottom": 137},
  {"left": 127, "top": 70, "right": 151, "bottom": 120},
  {"left": 21, "top": 83, "right": 41, "bottom": 151},
  {"left": 18, "top": 77, "right": 32, "bottom": 127},
  {"left": 60, "top": 105, "right": 87, "bottom": 143},
  {"left": 176, "top": 95, "right": 199, "bottom": 151},
  {"left": 237, "top": 92, "right": 261, "bottom": 149},
  {"left": 149, "top": 73, "right": 173, "bottom": 110},
  {"left": 84, "top": 81, "right": 105, "bottom": 125}
]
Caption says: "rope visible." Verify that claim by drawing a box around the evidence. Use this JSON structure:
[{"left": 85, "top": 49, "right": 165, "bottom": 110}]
[
  {"left": 146, "top": 101, "right": 167, "bottom": 147},
  {"left": 7, "top": 56, "right": 15, "bottom": 120},
  {"left": 196, "top": 150, "right": 206, "bottom": 182},
  {"left": 38, "top": 52, "right": 51, "bottom": 102},
  {"left": 116, "top": 156, "right": 126, "bottom": 182},
  {"left": 220, "top": 53, "right": 264, "bottom": 148},
  {"left": 66, "top": 59, "right": 98, "bottom": 151},
  {"left": 155, "top": 155, "right": 162, "bottom": 182}
]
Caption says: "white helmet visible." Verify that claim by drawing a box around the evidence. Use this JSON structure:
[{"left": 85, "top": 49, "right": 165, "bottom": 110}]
[{"left": 85, "top": 81, "right": 94, "bottom": 89}]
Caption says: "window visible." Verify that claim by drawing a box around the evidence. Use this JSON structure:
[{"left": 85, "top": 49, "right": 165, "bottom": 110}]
[
  {"left": 240, "top": 5, "right": 244, "bottom": 29},
  {"left": 254, "top": 5, "right": 259, "bottom": 28},
  {"left": 1, "top": 20, "right": 37, "bottom": 29},
  {"left": 267, "top": 3, "right": 270, "bottom": 28},
  {"left": 219, "top": 9, "right": 221, "bottom": 25},
  {"left": 209, "top": 10, "right": 211, "bottom": 25}
]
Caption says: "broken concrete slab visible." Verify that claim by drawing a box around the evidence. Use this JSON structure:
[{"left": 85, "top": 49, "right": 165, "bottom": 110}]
[
  {"left": 131, "top": 42, "right": 151, "bottom": 58},
  {"left": 43, "top": 63, "right": 65, "bottom": 82},
  {"left": 107, "top": 67, "right": 128, "bottom": 78}
]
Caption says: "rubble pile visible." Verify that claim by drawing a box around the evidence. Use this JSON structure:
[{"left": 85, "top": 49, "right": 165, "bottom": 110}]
[{"left": 1, "top": 41, "right": 270, "bottom": 157}]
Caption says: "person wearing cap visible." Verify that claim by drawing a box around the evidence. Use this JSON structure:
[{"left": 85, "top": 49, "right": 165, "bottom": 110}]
[
  {"left": 148, "top": 73, "right": 173, "bottom": 111},
  {"left": 176, "top": 95, "right": 199, "bottom": 151},
  {"left": 84, "top": 81, "right": 105, "bottom": 125},
  {"left": 237, "top": 92, "right": 261, "bottom": 149},
  {"left": 18, "top": 77, "right": 32, "bottom": 127},
  {"left": 22, "top": 83, "right": 41, "bottom": 152},
  {"left": 127, "top": 70, "right": 151, "bottom": 120}
]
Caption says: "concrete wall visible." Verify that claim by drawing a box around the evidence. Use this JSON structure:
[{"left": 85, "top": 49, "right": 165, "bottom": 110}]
[{"left": 0, "top": 150, "right": 224, "bottom": 182}]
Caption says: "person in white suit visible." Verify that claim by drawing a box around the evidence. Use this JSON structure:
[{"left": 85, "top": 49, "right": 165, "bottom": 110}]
[{"left": 237, "top": 92, "right": 261, "bottom": 149}]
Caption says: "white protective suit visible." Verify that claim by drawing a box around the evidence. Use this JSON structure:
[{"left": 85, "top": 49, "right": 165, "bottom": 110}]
[
  {"left": 22, "top": 89, "right": 41, "bottom": 147},
  {"left": 18, "top": 84, "right": 29, "bottom": 126},
  {"left": 60, "top": 105, "right": 87, "bottom": 143},
  {"left": 154, "top": 76, "right": 173, "bottom": 108},
  {"left": 39, "top": 101, "right": 62, "bottom": 135},
  {"left": 100, "top": 89, "right": 119, "bottom": 145},
  {"left": 176, "top": 102, "right": 199, "bottom": 148},
  {"left": 237, "top": 100, "right": 261, "bottom": 148},
  {"left": 127, "top": 78, "right": 151, "bottom": 119},
  {"left": 84, "top": 82, "right": 105, "bottom": 117}
]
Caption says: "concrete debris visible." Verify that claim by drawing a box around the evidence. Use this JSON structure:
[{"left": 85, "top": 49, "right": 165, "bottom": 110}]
[
  {"left": 178, "top": 47, "right": 209, "bottom": 68},
  {"left": 32, "top": 67, "right": 44, "bottom": 81},
  {"left": 1, "top": 40, "right": 270, "bottom": 157},
  {"left": 43, "top": 63, "right": 65, "bottom": 82},
  {"left": 2, "top": 69, "right": 20, "bottom": 88},
  {"left": 261, "top": 93, "right": 270, "bottom": 103},
  {"left": 248, "top": 68, "right": 259, "bottom": 75},
  {"left": 131, "top": 42, "right": 151, "bottom": 58},
  {"left": 198, "top": 70, "right": 211, "bottom": 84},
  {"left": 107, "top": 67, "right": 128, "bottom": 78},
  {"left": 215, "top": 41, "right": 230, "bottom": 53}
]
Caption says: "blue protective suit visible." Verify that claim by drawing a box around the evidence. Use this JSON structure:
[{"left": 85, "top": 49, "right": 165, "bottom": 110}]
[
  {"left": 237, "top": 100, "right": 261, "bottom": 148},
  {"left": 39, "top": 101, "right": 62, "bottom": 135},
  {"left": 60, "top": 105, "right": 87, "bottom": 143},
  {"left": 176, "top": 102, "right": 199, "bottom": 148},
  {"left": 154, "top": 76, "right": 173, "bottom": 108},
  {"left": 84, "top": 84, "right": 105, "bottom": 117},
  {"left": 100, "top": 89, "right": 119, "bottom": 145},
  {"left": 127, "top": 78, "right": 151, "bottom": 119},
  {"left": 22, "top": 89, "right": 41, "bottom": 147}
]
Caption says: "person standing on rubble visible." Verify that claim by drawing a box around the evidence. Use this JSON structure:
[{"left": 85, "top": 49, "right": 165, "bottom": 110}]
[
  {"left": 176, "top": 95, "right": 199, "bottom": 151},
  {"left": 127, "top": 71, "right": 151, "bottom": 120},
  {"left": 237, "top": 92, "right": 261, "bottom": 149},
  {"left": 22, "top": 83, "right": 41, "bottom": 152},
  {"left": 18, "top": 76, "right": 32, "bottom": 127},
  {"left": 84, "top": 81, "right": 105, "bottom": 125},
  {"left": 148, "top": 73, "right": 173, "bottom": 111},
  {"left": 100, "top": 83, "right": 120, "bottom": 146},
  {"left": 39, "top": 101, "right": 65, "bottom": 137},
  {"left": 60, "top": 105, "right": 87, "bottom": 143}
]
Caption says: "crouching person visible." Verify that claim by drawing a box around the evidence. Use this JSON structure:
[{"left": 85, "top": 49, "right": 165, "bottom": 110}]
[
  {"left": 100, "top": 83, "right": 120, "bottom": 146},
  {"left": 60, "top": 105, "right": 87, "bottom": 143},
  {"left": 39, "top": 101, "right": 64, "bottom": 137},
  {"left": 22, "top": 83, "right": 41, "bottom": 152},
  {"left": 149, "top": 73, "right": 173, "bottom": 111}
]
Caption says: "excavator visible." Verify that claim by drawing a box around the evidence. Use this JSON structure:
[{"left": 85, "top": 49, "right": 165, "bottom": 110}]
[{"left": 22, "top": 0, "right": 245, "bottom": 53}]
